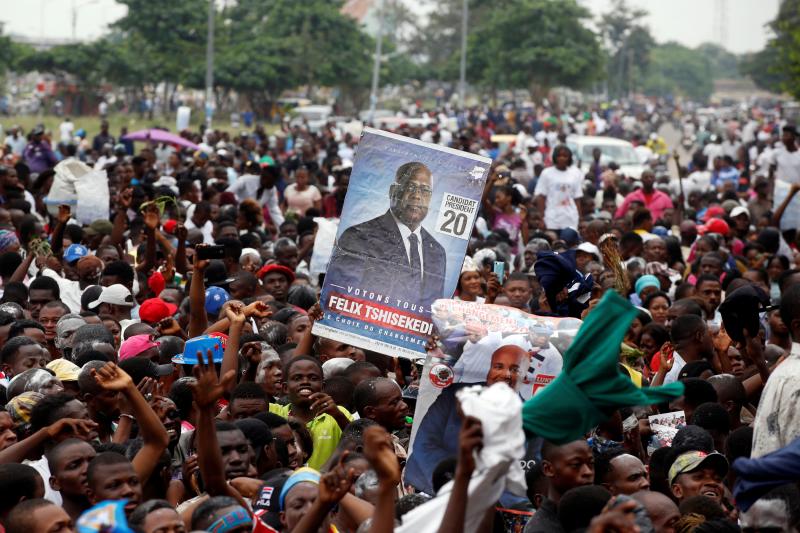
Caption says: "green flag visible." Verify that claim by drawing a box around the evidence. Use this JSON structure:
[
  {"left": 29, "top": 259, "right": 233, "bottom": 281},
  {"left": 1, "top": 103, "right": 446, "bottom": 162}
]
[{"left": 522, "top": 290, "right": 684, "bottom": 444}]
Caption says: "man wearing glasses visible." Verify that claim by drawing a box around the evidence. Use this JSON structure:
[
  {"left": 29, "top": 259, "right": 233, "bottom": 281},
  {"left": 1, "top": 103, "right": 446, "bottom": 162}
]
[{"left": 327, "top": 161, "right": 446, "bottom": 311}]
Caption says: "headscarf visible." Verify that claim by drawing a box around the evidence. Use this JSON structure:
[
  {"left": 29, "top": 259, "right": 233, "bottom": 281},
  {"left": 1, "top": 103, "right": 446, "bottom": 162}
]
[
  {"left": 279, "top": 467, "right": 320, "bottom": 511},
  {"left": 521, "top": 291, "right": 684, "bottom": 444},
  {"left": 0, "top": 229, "right": 19, "bottom": 253},
  {"left": 6, "top": 391, "right": 44, "bottom": 425},
  {"left": 634, "top": 275, "right": 660, "bottom": 296}
]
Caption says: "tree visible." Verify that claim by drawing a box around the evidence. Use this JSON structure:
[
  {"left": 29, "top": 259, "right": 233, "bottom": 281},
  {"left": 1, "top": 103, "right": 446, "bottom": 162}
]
[
  {"left": 764, "top": 0, "right": 800, "bottom": 99},
  {"left": 642, "top": 42, "right": 713, "bottom": 101},
  {"left": 466, "top": 0, "right": 604, "bottom": 100},
  {"left": 696, "top": 43, "right": 739, "bottom": 79},
  {"left": 739, "top": 48, "right": 787, "bottom": 93},
  {"left": 200, "top": 0, "right": 374, "bottom": 117},
  {"left": 598, "top": 0, "right": 654, "bottom": 97},
  {"left": 111, "top": 0, "right": 207, "bottom": 112}
]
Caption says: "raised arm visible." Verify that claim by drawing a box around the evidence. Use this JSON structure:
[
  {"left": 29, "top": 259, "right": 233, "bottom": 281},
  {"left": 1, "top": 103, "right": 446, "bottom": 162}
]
[
  {"left": 220, "top": 303, "right": 246, "bottom": 390},
  {"left": 174, "top": 224, "right": 189, "bottom": 276},
  {"left": 49, "top": 204, "right": 72, "bottom": 259},
  {"left": 188, "top": 247, "right": 210, "bottom": 338},
  {"left": 91, "top": 363, "right": 169, "bottom": 485},
  {"left": 0, "top": 418, "right": 97, "bottom": 464},
  {"left": 292, "top": 454, "right": 356, "bottom": 533},
  {"left": 365, "top": 426, "right": 401, "bottom": 533},
  {"left": 110, "top": 188, "right": 132, "bottom": 248},
  {"left": 190, "top": 349, "right": 246, "bottom": 503},
  {"left": 436, "top": 415, "right": 482, "bottom": 533}
]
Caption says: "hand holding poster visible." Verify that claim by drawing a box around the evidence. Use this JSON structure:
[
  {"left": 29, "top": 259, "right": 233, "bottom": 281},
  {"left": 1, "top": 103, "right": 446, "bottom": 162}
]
[
  {"left": 404, "top": 298, "right": 582, "bottom": 495},
  {"left": 313, "top": 127, "right": 491, "bottom": 359}
]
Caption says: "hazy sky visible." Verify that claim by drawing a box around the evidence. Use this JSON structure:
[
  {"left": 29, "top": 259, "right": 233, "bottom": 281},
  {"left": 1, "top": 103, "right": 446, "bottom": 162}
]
[{"left": 0, "top": 0, "right": 780, "bottom": 54}]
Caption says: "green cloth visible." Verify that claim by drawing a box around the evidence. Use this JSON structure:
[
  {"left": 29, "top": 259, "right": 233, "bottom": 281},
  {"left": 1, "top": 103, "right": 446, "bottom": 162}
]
[{"left": 522, "top": 290, "right": 684, "bottom": 444}]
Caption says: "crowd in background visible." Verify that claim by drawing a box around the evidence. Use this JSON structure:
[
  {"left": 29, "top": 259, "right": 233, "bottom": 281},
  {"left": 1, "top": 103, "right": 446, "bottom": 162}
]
[{"left": 0, "top": 98, "right": 798, "bottom": 532}]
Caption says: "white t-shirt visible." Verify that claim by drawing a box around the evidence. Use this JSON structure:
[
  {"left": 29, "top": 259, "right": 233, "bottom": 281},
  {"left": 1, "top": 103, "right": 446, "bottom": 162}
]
[
  {"left": 59, "top": 121, "right": 74, "bottom": 143},
  {"left": 771, "top": 145, "right": 800, "bottom": 184},
  {"left": 284, "top": 184, "right": 322, "bottom": 216},
  {"left": 534, "top": 166, "right": 583, "bottom": 230}
]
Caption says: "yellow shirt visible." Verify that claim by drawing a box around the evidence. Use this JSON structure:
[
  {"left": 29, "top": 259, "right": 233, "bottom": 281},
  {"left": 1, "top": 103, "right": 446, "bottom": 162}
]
[{"left": 269, "top": 403, "right": 353, "bottom": 470}]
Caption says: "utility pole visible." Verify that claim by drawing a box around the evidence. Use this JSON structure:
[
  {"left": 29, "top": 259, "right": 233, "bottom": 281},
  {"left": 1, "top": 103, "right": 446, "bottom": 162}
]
[
  {"left": 367, "top": 0, "right": 385, "bottom": 124},
  {"left": 205, "top": 0, "right": 215, "bottom": 127},
  {"left": 458, "top": 0, "right": 468, "bottom": 109}
]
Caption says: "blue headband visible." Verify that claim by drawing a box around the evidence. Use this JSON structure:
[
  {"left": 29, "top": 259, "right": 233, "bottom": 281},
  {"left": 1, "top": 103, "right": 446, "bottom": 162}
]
[
  {"left": 279, "top": 468, "right": 321, "bottom": 511},
  {"left": 208, "top": 506, "right": 251, "bottom": 533}
]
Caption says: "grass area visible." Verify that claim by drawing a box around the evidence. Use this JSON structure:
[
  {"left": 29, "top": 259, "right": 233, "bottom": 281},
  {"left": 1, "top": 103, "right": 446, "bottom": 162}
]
[{"left": 0, "top": 112, "right": 277, "bottom": 137}]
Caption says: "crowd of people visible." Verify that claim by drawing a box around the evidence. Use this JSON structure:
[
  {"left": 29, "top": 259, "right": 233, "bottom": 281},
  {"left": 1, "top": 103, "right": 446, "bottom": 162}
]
[{"left": 0, "top": 98, "right": 798, "bottom": 533}]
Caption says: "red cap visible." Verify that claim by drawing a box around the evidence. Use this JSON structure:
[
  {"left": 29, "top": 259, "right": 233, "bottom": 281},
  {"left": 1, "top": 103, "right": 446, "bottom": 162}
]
[
  {"left": 703, "top": 205, "right": 725, "bottom": 222},
  {"left": 148, "top": 271, "right": 166, "bottom": 297},
  {"left": 257, "top": 264, "right": 296, "bottom": 283},
  {"left": 163, "top": 220, "right": 178, "bottom": 234},
  {"left": 139, "top": 297, "right": 178, "bottom": 324},
  {"left": 699, "top": 218, "right": 730, "bottom": 236}
]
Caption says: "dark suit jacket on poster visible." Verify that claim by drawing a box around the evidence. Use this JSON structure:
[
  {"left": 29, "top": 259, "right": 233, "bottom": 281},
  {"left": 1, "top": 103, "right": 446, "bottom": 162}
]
[{"left": 326, "top": 210, "right": 446, "bottom": 310}]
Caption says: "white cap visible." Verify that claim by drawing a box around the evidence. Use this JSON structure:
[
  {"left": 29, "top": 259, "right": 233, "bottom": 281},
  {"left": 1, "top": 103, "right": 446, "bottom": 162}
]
[
  {"left": 461, "top": 256, "right": 479, "bottom": 274},
  {"left": 576, "top": 242, "right": 600, "bottom": 260},
  {"left": 730, "top": 206, "right": 750, "bottom": 219},
  {"left": 88, "top": 284, "right": 134, "bottom": 309}
]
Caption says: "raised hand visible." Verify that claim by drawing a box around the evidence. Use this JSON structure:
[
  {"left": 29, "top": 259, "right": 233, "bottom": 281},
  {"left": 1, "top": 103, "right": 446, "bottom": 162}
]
[
  {"left": 307, "top": 302, "right": 323, "bottom": 324},
  {"left": 226, "top": 302, "right": 247, "bottom": 325},
  {"left": 57, "top": 204, "right": 71, "bottom": 224},
  {"left": 157, "top": 317, "right": 183, "bottom": 336},
  {"left": 193, "top": 244, "right": 210, "bottom": 271},
  {"left": 318, "top": 452, "right": 356, "bottom": 505},
  {"left": 118, "top": 187, "right": 133, "bottom": 210},
  {"left": 46, "top": 418, "right": 98, "bottom": 439},
  {"left": 587, "top": 498, "right": 640, "bottom": 533},
  {"left": 91, "top": 363, "right": 134, "bottom": 392},
  {"left": 175, "top": 223, "right": 188, "bottom": 243},
  {"left": 363, "top": 426, "right": 401, "bottom": 485},
  {"left": 191, "top": 349, "right": 236, "bottom": 409},
  {"left": 309, "top": 392, "right": 339, "bottom": 418},
  {"left": 244, "top": 300, "right": 271, "bottom": 319},
  {"left": 143, "top": 205, "right": 160, "bottom": 231},
  {"left": 241, "top": 342, "right": 263, "bottom": 367},
  {"left": 658, "top": 342, "right": 675, "bottom": 373},
  {"left": 457, "top": 415, "right": 483, "bottom": 476}
]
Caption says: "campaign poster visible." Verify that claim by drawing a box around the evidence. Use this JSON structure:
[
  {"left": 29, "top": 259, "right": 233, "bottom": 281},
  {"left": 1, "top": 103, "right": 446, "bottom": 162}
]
[
  {"left": 313, "top": 127, "right": 491, "bottom": 359},
  {"left": 404, "top": 299, "right": 581, "bottom": 495}
]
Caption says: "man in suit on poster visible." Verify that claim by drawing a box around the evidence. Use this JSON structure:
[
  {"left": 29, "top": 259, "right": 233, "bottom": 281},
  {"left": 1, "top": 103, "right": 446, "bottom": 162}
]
[{"left": 326, "top": 161, "right": 446, "bottom": 311}]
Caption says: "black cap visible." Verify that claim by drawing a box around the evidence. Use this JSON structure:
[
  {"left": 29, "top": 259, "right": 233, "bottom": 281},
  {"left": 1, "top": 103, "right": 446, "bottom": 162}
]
[{"left": 719, "top": 285, "right": 772, "bottom": 344}]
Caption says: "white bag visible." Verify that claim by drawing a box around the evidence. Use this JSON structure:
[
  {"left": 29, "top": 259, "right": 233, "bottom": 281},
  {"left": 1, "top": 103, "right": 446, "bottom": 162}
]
[{"left": 45, "top": 159, "right": 109, "bottom": 224}]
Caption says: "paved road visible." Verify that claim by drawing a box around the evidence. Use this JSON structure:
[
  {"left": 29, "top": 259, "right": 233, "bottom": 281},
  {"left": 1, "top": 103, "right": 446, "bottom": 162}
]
[{"left": 659, "top": 121, "right": 693, "bottom": 181}]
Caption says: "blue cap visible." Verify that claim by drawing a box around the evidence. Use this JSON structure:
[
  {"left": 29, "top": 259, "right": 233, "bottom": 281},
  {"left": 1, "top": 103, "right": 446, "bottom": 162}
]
[
  {"left": 63, "top": 243, "right": 89, "bottom": 263},
  {"left": 205, "top": 286, "right": 230, "bottom": 316},
  {"left": 172, "top": 334, "right": 225, "bottom": 365},
  {"left": 652, "top": 225, "right": 669, "bottom": 237}
]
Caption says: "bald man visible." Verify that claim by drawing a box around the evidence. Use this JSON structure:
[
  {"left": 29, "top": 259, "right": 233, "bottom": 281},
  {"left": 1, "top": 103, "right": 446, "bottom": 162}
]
[
  {"left": 405, "top": 344, "right": 529, "bottom": 495},
  {"left": 632, "top": 490, "right": 680, "bottom": 533}
]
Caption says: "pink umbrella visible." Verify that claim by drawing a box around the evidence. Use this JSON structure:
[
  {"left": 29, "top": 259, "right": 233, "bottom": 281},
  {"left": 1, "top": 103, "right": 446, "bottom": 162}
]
[{"left": 123, "top": 128, "right": 200, "bottom": 150}]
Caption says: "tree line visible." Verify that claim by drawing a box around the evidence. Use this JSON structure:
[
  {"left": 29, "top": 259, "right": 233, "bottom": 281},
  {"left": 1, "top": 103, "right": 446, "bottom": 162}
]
[{"left": 0, "top": 0, "right": 795, "bottom": 118}]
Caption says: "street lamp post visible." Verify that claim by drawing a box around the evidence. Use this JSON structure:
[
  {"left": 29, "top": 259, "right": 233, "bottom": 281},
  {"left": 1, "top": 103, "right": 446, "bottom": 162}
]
[
  {"left": 205, "top": 0, "right": 215, "bottom": 127},
  {"left": 458, "top": 0, "right": 468, "bottom": 109},
  {"left": 367, "top": 0, "right": 385, "bottom": 124}
]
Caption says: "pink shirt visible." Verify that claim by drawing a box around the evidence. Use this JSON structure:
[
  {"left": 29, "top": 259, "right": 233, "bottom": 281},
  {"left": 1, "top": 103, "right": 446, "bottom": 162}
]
[{"left": 615, "top": 189, "right": 673, "bottom": 221}]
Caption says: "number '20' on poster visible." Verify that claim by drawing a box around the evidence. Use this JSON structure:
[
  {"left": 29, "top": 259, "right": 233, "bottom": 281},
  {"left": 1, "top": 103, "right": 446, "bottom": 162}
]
[{"left": 313, "top": 127, "right": 491, "bottom": 359}]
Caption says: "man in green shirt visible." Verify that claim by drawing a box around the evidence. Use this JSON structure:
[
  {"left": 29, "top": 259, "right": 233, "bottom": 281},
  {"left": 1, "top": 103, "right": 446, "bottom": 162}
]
[{"left": 269, "top": 356, "right": 352, "bottom": 470}]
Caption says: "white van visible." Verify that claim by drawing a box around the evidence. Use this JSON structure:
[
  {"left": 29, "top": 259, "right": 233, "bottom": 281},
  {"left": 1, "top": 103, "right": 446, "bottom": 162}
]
[{"left": 566, "top": 135, "right": 646, "bottom": 179}]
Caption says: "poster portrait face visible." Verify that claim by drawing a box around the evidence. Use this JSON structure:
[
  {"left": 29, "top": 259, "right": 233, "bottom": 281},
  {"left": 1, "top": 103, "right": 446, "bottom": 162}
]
[{"left": 389, "top": 162, "right": 433, "bottom": 229}]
